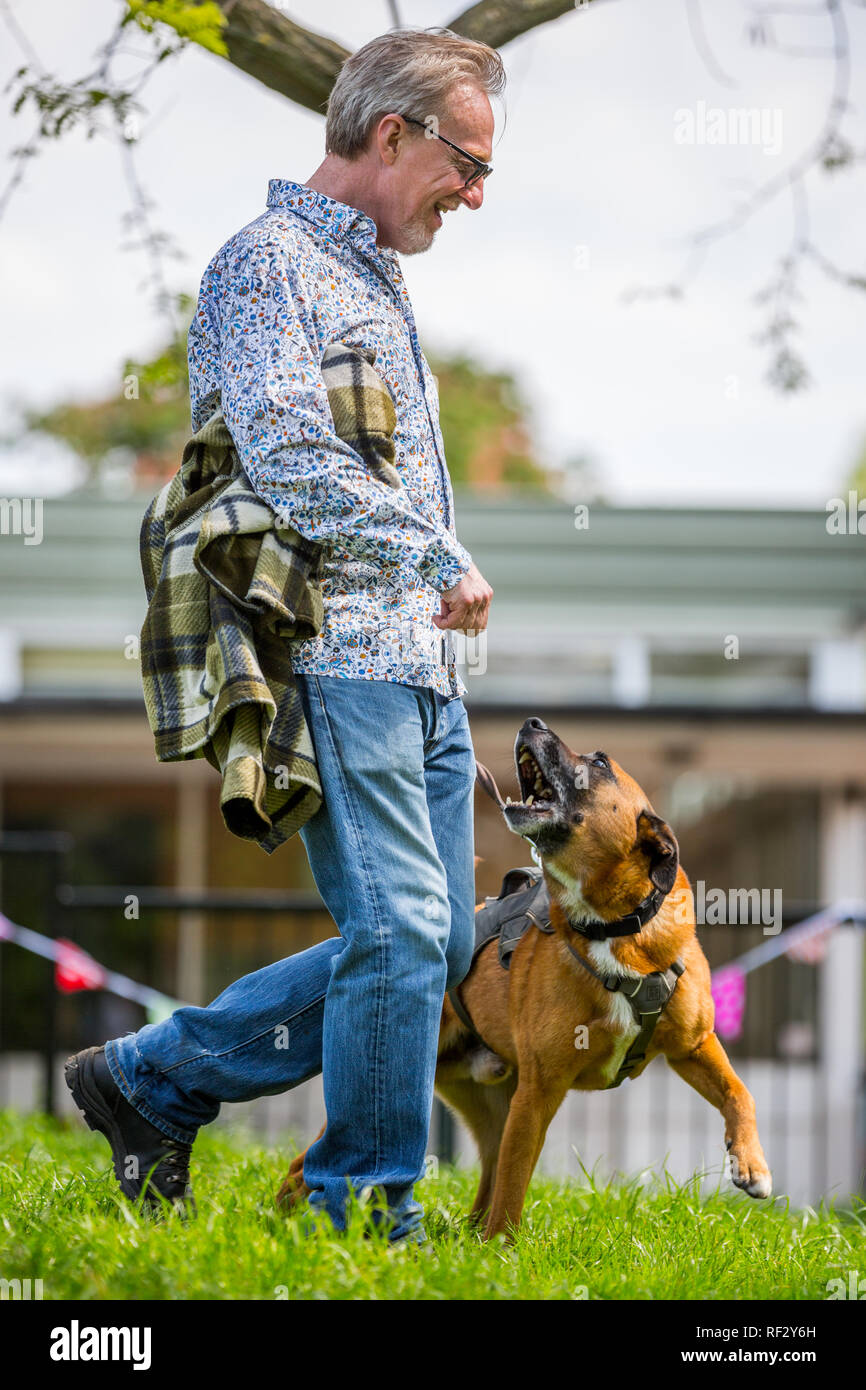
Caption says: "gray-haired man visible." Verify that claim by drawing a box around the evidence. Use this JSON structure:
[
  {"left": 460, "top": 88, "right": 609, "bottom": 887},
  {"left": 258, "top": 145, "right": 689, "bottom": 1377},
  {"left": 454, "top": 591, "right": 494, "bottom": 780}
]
[{"left": 67, "top": 27, "right": 501, "bottom": 1248}]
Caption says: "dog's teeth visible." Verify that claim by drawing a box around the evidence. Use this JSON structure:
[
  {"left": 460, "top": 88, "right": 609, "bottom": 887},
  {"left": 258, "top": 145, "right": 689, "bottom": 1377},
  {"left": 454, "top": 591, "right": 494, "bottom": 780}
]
[
  {"left": 526, "top": 795, "right": 534, "bottom": 806},
  {"left": 518, "top": 751, "right": 531, "bottom": 765},
  {"left": 505, "top": 795, "right": 512, "bottom": 804}
]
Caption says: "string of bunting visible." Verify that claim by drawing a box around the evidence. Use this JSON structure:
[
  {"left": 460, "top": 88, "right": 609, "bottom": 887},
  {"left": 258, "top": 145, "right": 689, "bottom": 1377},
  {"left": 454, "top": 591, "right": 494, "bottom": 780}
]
[
  {"left": 709, "top": 900, "right": 866, "bottom": 1041},
  {"left": 0, "top": 912, "right": 184, "bottom": 1024},
  {"left": 2, "top": 902, "right": 865, "bottom": 1040}
]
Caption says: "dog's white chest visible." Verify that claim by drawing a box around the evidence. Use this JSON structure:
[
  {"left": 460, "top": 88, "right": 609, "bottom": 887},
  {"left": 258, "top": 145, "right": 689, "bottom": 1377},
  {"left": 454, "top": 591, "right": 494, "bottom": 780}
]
[
  {"left": 585, "top": 941, "right": 639, "bottom": 1030},
  {"left": 585, "top": 941, "right": 642, "bottom": 1082},
  {"left": 546, "top": 864, "right": 644, "bottom": 1082}
]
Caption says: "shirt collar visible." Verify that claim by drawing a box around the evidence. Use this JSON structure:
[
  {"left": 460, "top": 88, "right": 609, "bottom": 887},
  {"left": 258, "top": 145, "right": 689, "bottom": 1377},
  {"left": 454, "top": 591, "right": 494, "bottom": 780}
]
[{"left": 267, "top": 178, "right": 393, "bottom": 262}]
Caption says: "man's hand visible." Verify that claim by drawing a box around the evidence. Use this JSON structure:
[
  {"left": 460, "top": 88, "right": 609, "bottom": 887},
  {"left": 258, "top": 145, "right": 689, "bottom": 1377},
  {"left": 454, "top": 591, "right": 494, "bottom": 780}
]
[{"left": 432, "top": 561, "right": 493, "bottom": 634}]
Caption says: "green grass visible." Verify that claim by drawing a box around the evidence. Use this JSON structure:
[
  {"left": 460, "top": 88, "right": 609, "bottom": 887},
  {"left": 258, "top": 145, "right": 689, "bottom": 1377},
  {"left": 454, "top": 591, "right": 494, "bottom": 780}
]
[{"left": 1, "top": 1110, "right": 863, "bottom": 1300}]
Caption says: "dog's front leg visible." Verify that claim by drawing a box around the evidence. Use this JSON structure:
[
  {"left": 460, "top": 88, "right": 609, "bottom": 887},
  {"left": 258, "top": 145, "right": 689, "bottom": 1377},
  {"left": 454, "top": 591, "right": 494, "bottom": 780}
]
[
  {"left": 667, "top": 1031, "right": 772, "bottom": 1198},
  {"left": 483, "top": 1072, "right": 568, "bottom": 1242}
]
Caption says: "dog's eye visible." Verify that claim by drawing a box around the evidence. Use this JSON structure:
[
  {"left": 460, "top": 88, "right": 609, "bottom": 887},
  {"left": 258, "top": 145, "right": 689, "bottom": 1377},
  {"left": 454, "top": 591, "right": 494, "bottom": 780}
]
[{"left": 590, "top": 753, "right": 609, "bottom": 769}]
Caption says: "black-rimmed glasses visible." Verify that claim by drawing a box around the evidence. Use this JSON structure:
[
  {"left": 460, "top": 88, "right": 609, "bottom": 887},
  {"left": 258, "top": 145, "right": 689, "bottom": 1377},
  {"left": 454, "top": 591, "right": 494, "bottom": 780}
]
[{"left": 400, "top": 115, "right": 493, "bottom": 188}]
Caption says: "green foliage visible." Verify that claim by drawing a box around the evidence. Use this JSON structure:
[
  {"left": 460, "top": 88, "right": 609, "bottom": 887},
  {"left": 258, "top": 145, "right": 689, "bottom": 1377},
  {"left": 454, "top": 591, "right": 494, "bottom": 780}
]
[
  {"left": 124, "top": 1, "right": 229, "bottom": 58},
  {"left": 426, "top": 352, "right": 553, "bottom": 494},
  {"left": 10, "top": 69, "right": 141, "bottom": 142},
  {"left": 1, "top": 1111, "right": 864, "bottom": 1300},
  {"left": 846, "top": 440, "right": 866, "bottom": 496},
  {"left": 20, "top": 294, "right": 194, "bottom": 485},
  {"left": 5, "top": 4, "right": 227, "bottom": 158},
  {"left": 19, "top": 310, "right": 556, "bottom": 495}
]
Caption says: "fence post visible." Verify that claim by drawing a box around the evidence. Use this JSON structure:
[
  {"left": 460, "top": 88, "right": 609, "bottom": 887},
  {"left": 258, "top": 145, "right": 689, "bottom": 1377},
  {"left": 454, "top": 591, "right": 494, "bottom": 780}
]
[
  {"left": 41, "top": 848, "right": 60, "bottom": 1115},
  {"left": 819, "top": 788, "right": 866, "bottom": 1199}
]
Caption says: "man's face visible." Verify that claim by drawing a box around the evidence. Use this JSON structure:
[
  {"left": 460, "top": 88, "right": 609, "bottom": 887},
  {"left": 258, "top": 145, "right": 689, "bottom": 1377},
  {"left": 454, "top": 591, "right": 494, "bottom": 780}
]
[{"left": 376, "top": 83, "right": 495, "bottom": 255}]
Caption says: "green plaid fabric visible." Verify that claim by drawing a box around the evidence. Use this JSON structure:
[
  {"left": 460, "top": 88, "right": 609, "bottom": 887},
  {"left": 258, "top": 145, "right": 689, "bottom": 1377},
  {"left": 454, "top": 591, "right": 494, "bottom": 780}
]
[{"left": 139, "top": 342, "right": 401, "bottom": 852}]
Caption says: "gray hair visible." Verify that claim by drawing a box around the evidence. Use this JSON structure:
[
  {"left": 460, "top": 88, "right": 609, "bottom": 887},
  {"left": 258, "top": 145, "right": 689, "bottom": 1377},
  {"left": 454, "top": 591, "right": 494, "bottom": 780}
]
[{"left": 325, "top": 27, "right": 506, "bottom": 160}]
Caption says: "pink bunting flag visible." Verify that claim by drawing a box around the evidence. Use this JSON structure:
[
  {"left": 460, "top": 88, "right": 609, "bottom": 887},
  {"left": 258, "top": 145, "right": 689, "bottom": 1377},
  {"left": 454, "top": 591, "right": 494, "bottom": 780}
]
[
  {"left": 711, "top": 966, "right": 746, "bottom": 1041},
  {"left": 55, "top": 938, "right": 106, "bottom": 994}
]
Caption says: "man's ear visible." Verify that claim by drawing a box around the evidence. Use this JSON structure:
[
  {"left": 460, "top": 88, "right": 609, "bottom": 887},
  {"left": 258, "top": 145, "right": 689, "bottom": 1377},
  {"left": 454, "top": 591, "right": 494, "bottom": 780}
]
[{"left": 635, "top": 810, "right": 679, "bottom": 893}]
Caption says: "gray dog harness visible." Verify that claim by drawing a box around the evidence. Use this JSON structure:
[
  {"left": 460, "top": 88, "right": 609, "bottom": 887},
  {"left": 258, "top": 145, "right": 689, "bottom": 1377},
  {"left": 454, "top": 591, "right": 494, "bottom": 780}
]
[{"left": 561, "top": 939, "right": 685, "bottom": 1088}]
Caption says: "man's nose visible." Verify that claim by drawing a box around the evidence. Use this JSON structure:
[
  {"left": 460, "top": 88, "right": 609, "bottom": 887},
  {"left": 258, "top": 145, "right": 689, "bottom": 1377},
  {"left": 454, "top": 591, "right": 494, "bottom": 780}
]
[{"left": 458, "top": 180, "right": 485, "bottom": 211}]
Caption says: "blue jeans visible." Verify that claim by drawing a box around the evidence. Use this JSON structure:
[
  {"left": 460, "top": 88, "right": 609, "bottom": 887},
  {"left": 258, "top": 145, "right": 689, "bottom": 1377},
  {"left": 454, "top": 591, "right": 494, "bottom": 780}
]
[{"left": 105, "top": 674, "right": 477, "bottom": 1243}]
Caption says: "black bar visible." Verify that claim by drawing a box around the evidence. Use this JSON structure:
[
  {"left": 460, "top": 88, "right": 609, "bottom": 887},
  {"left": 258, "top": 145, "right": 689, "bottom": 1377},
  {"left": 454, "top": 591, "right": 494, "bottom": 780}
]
[
  {"left": 0, "top": 832, "right": 74, "bottom": 856},
  {"left": 41, "top": 853, "right": 60, "bottom": 1116},
  {"left": 434, "top": 1097, "right": 455, "bottom": 1164}
]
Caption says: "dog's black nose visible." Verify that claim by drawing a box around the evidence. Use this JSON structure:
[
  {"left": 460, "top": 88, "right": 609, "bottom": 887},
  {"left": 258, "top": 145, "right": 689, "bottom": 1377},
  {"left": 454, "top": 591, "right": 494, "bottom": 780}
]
[{"left": 525, "top": 717, "right": 548, "bottom": 732}]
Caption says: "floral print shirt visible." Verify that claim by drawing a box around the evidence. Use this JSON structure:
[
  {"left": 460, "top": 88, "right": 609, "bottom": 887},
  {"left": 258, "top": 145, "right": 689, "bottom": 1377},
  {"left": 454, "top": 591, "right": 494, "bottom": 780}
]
[{"left": 187, "top": 178, "right": 473, "bottom": 698}]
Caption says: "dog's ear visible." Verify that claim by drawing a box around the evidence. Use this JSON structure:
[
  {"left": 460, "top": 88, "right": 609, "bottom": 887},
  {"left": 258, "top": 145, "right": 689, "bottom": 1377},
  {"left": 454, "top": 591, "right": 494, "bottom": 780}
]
[{"left": 635, "top": 810, "right": 679, "bottom": 893}]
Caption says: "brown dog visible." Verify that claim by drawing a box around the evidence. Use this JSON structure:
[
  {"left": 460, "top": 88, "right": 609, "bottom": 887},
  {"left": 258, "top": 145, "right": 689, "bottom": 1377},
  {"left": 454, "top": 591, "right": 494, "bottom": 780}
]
[{"left": 277, "top": 716, "right": 772, "bottom": 1240}]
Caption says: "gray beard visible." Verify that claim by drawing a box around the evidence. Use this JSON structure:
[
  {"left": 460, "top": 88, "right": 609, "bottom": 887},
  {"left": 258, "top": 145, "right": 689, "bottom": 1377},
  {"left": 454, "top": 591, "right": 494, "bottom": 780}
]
[{"left": 397, "top": 212, "right": 436, "bottom": 256}]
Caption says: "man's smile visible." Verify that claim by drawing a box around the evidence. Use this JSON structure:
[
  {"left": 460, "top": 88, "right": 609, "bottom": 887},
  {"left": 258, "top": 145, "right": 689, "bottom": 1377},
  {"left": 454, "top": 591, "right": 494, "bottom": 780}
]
[{"left": 432, "top": 199, "right": 459, "bottom": 226}]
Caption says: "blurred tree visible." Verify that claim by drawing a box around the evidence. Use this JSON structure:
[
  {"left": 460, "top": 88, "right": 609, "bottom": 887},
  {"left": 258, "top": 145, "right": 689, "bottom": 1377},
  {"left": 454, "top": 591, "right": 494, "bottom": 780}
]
[
  {"left": 20, "top": 303, "right": 560, "bottom": 496},
  {"left": 20, "top": 293, "right": 194, "bottom": 489},
  {"left": 427, "top": 353, "right": 552, "bottom": 493},
  {"left": 846, "top": 438, "right": 866, "bottom": 496}
]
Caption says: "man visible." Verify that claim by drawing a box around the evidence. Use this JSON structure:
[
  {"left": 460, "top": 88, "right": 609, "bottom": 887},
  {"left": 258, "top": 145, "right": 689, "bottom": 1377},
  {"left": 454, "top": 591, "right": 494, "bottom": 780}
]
[{"left": 66, "top": 27, "right": 501, "bottom": 1248}]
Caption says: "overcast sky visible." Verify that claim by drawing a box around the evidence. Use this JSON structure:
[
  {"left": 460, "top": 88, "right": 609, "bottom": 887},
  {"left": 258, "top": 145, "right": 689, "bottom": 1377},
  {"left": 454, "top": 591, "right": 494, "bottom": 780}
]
[{"left": 2, "top": 0, "right": 865, "bottom": 506}]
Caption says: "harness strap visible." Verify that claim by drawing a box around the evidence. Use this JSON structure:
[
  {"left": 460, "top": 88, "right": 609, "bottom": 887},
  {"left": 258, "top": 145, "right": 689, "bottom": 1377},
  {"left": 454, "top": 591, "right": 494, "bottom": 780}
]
[
  {"left": 565, "top": 939, "right": 685, "bottom": 1089},
  {"left": 446, "top": 982, "right": 488, "bottom": 1046}
]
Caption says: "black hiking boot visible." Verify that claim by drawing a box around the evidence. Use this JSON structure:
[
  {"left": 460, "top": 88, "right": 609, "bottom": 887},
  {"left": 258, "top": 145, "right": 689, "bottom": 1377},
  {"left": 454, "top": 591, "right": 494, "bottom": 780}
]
[{"left": 64, "top": 1045, "right": 194, "bottom": 1212}]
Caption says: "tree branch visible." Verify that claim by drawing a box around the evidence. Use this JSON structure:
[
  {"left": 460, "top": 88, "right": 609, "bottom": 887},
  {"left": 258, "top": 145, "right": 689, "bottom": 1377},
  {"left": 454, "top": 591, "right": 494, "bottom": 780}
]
[
  {"left": 446, "top": 0, "right": 582, "bottom": 47},
  {"left": 212, "top": 0, "right": 585, "bottom": 114},
  {"left": 215, "top": 0, "right": 349, "bottom": 114}
]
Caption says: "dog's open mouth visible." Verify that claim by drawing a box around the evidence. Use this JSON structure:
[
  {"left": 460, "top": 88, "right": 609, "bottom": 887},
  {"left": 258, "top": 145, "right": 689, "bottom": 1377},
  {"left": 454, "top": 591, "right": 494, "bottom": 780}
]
[
  {"left": 507, "top": 746, "right": 557, "bottom": 813},
  {"left": 501, "top": 729, "right": 571, "bottom": 850}
]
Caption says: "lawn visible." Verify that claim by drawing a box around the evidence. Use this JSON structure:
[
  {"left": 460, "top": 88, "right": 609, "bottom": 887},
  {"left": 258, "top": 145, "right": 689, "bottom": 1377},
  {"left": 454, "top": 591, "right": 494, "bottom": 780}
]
[{"left": 1, "top": 1110, "right": 863, "bottom": 1301}]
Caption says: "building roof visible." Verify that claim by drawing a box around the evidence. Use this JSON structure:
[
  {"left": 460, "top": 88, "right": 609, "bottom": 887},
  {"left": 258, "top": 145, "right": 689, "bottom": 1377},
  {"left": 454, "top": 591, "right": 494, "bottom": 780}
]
[{"left": 1, "top": 487, "right": 864, "bottom": 709}]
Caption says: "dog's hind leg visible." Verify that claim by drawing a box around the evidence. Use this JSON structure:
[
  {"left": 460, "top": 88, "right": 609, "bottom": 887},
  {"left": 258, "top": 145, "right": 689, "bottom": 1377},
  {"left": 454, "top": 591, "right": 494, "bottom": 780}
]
[
  {"left": 667, "top": 1031, "right": 772, "bottom": 1199},
  {"left": 435, "top": 1073, "right": 517, "bottom": 1226}
]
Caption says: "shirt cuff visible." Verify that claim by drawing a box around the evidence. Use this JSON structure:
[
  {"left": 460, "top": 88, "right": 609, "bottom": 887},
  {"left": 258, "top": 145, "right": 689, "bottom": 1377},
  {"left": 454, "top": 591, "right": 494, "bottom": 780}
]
[{"left": 415, "top": 535, "right": 473, "bottom": 593}]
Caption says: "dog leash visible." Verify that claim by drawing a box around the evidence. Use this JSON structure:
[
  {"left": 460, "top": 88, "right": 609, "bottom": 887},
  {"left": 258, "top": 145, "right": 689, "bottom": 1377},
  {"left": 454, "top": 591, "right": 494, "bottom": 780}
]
[
  {"left": 447, "top": 761, "right": 510, "bottom": 1048},
  {"left": 475, "top": 760, "right": 505, "bottom": 808}
]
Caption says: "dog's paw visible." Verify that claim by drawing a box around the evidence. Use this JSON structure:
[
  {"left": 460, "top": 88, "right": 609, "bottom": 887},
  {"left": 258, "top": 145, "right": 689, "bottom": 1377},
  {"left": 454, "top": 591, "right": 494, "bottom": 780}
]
[
  {"left": 727, "top": 1143, "right": 772, "bottom": 1199},
  {"left": 276, "top": 1169, "right": 311, "bottom": 1211}
]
